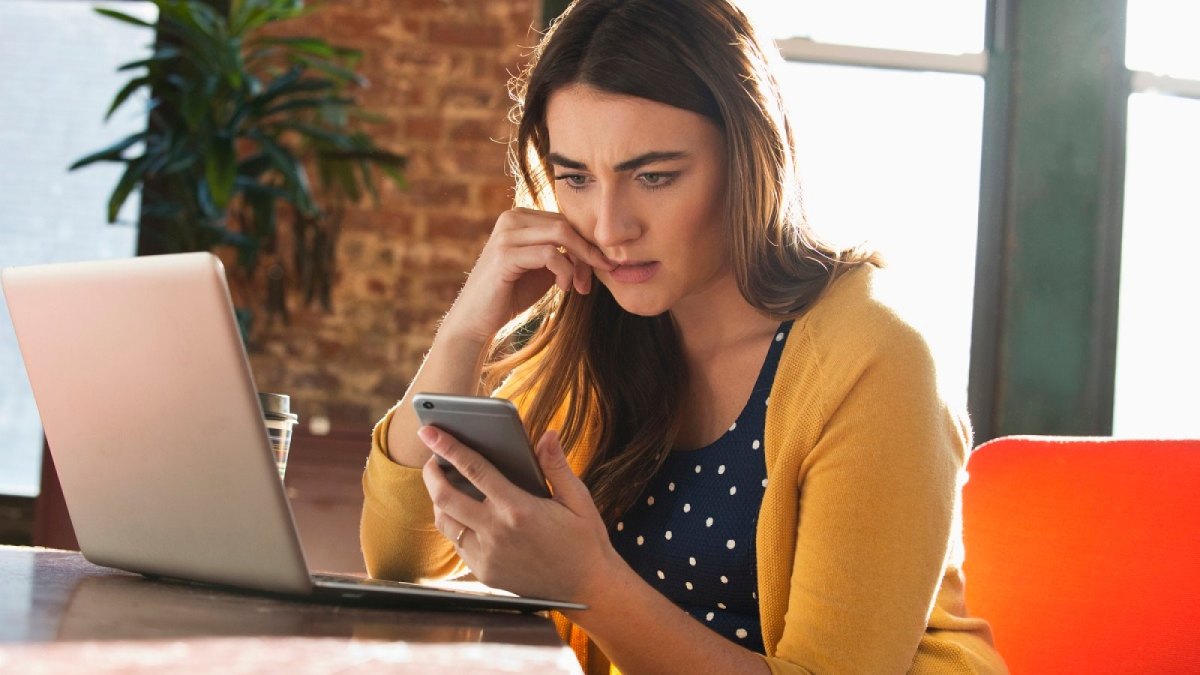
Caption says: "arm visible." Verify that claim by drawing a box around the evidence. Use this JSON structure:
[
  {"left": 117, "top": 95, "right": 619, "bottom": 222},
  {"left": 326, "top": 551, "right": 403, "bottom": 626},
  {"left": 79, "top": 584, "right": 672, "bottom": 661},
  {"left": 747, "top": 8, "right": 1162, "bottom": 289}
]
[
  {"left": 360, "top": 406, "right": 464, "bottom": 581},
  {"left": 383, "top": 209, "right": 614, "bottom": 470},
  {"left": 569, "top": 561, "right": 773, "bottom": 675},
  {"left": 361, "top": 208, "right": 615, "bottom": 580},
  {"left": 768, "top": 325, "right": 965, "bottom": 673},
  {"left": 418, "top": 426, "right": 771, "bottom": 675},
  {"left": 360, "top": 344, "right": 548, "bottom": 581}
]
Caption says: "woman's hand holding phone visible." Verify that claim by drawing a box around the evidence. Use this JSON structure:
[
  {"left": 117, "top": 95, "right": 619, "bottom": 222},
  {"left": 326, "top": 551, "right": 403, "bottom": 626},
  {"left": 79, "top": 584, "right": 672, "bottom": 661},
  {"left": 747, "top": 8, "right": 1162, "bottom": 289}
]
[
  {"left": 411, "top": 393, "right": 550, "bottom": 500},
  {"left": 405, "top": 208, "right": 619, "bottom": 603},
  {"left": 418, "top": 424, "right": 620, "bottom": 607}
]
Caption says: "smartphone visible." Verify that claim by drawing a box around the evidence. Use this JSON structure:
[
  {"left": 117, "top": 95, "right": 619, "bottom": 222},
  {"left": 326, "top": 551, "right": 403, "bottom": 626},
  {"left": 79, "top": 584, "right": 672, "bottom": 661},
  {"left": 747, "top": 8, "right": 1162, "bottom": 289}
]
[{"left": 412, "top": 393, "right": 551, "bottom": 501}]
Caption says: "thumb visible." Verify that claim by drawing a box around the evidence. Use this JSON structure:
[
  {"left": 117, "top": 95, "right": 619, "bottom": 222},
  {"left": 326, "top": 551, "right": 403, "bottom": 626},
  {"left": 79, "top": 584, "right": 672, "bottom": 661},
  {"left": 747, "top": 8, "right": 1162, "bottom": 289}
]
[{"left": 535, "top": 429, "right": 591, "bottom": 509}]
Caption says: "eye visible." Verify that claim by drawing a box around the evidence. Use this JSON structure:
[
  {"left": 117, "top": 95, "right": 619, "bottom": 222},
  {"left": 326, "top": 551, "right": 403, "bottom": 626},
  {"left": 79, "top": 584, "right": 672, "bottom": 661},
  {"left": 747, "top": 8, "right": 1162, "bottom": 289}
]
[
  {"left": 554, "top": 174, "right": 590, "bottom": 190},
  {"left": 638, "top": 172, "right": 678, "bottom": 189}
]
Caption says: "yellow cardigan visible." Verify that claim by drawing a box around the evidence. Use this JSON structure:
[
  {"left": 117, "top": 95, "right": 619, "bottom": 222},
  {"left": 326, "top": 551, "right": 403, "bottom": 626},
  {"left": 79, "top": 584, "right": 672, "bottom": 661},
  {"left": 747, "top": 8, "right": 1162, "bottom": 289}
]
[{"left": 360, "top": 266, "right": 1007, "bottom": 674}]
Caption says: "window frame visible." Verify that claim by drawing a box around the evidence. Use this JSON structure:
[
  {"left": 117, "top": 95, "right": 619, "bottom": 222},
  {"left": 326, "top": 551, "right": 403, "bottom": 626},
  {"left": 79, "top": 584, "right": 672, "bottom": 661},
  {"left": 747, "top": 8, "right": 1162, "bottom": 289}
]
[
  {"left": 775, "top": 36, "right": 987, "bottom": 76},
  {"left": 1130, "top": 72, "right": 1200, "bottom": 99}
]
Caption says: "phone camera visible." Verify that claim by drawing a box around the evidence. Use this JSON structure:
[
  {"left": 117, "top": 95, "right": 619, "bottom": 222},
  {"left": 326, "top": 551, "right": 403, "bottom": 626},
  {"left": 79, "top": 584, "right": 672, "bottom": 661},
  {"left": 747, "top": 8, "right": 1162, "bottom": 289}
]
[{"left": 422, "top": 401, "right": 434, "bottom": 409}]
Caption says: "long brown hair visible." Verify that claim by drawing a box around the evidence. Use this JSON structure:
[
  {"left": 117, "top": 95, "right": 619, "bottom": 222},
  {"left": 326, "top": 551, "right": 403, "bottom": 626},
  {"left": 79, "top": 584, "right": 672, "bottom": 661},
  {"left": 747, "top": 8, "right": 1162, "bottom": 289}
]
[{"left": 485, "top": 0, "right": 879, "bottom": 524}]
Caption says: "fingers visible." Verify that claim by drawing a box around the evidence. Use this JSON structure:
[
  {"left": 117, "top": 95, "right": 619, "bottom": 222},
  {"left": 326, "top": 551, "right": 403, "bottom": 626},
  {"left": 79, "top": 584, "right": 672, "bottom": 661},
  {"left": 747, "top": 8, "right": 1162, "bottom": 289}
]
[
  {"left": 420, "top": 429, "right": 491, "bottom": 536},
  {"left": 419, "top": 426, "right": 524, "bottom": 509},
  {"left": 501, "top": 210, "right": 615, "bottom": 274},
  {"left": 422, "top": 454, "right": 485, "bottom": 536},
  {"left": 571, "top": 255, "right": 593, "bottom": 294},
  {"left": 534, "top": 430, "right": 593, "bottom": 511},
  {"left": 428, "top": 499, "right": 470, "bottom": 550},
  {"left": 501, "top": 244, "right": 577, "bottom": 294}
]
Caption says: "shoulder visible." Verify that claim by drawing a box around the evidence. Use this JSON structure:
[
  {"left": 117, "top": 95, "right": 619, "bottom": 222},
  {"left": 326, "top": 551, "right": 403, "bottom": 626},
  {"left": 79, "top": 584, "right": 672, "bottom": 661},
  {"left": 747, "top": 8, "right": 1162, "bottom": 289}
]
[
  {"left": 773, "top": 264, "right": 950, "bottom": 422},
  {"left": 790, "top": 264, "right": 935, "bottom": 373},
  {"left": 767, "top": 265, "right": 971, "bottom": 475}
]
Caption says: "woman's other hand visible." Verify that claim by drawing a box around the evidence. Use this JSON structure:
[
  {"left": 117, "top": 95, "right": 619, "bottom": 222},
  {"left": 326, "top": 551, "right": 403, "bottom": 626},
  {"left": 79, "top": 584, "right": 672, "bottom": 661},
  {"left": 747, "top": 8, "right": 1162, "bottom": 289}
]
[
  {"left": 418, "top": 425, "right": 618, "bottom": 605},
  {"left": 440, "top": 208, "right": 615, "bottom": 346}
]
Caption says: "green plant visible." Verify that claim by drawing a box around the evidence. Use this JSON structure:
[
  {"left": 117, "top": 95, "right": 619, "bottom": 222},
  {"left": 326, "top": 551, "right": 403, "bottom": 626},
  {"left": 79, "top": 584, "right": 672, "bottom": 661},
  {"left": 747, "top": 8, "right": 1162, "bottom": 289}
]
[{"left": 71, "top": 0, "right": 404, "bottom": 331}]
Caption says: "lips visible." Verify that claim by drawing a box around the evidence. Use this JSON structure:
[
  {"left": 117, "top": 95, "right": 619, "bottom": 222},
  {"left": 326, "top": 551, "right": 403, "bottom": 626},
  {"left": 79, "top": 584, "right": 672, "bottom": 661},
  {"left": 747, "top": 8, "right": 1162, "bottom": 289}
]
[{"left": 608, "top": 261, "right": 659, "bottom": 284}]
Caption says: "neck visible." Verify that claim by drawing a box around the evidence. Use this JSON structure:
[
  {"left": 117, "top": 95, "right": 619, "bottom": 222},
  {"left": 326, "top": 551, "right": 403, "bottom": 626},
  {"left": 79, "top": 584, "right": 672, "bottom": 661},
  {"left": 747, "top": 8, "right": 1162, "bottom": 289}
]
[{"left": 670, "top": 274, "right": 778, "bottom": 363}]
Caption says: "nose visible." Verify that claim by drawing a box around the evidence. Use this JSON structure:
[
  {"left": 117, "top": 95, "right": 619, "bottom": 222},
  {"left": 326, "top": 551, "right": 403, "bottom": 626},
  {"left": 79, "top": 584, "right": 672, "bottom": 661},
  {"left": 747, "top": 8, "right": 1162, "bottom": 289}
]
[{"left": 590, "top": 184, "right": 642, "bottom": 251}]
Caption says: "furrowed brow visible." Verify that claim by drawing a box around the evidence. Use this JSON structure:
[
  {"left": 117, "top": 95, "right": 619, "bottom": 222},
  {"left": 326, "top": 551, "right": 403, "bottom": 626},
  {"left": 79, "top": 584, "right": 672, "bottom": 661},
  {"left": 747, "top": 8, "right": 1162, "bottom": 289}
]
[
  {"left": 614, "top": 151, "right": 689, "bottom": 172},
  {"left": 546, "top": 150, "right": 690, "bottom": 173},
  {"left": 547, "top": 153, "right": 588, "bottom": 171}
]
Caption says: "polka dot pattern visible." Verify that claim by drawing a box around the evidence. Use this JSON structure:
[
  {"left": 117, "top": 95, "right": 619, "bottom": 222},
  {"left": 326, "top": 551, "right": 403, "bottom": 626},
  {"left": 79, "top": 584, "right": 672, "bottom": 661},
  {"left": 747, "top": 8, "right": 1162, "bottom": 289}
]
[{"left": 609, "top": 320, "right": 794, "bottom": 655}]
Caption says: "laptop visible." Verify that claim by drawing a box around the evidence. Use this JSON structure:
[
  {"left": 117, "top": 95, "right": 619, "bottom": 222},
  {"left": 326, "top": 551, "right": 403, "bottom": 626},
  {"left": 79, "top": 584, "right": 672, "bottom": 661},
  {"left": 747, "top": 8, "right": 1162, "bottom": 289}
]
[{"left": 1, "top": 252, "right": 583, "bottom": 613}]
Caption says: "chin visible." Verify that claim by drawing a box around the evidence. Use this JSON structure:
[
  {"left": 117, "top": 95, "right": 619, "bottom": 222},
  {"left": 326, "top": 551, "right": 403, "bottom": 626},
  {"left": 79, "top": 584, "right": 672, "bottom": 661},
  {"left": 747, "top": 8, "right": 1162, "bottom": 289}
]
[{"left": 603, "top": 285, "right": 671, "bottom": 317}]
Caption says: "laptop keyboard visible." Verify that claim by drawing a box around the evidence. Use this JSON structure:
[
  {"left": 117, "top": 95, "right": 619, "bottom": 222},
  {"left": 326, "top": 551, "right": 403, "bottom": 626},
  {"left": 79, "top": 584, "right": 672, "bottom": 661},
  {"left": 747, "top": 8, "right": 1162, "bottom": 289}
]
[
  {"left": 311, "top": 572, "right": 507, "bottom": 598},
  {"left": 313, "top": 572, "right": 416, "bottom": 588}
]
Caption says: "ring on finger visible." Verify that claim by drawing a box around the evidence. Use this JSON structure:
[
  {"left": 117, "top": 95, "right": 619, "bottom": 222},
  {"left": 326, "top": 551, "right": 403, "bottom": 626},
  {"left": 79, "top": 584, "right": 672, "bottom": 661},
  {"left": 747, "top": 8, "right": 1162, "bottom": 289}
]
[{"left": 455, "top": 525, "right": 469, "bottom": 547}]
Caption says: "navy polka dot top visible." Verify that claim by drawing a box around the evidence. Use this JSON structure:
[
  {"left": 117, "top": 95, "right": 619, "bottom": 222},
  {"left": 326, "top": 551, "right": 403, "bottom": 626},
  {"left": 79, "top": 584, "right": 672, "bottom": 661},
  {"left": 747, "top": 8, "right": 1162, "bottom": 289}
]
[{"left": 609, "top": 320, "right": 793, "bottom": 654}]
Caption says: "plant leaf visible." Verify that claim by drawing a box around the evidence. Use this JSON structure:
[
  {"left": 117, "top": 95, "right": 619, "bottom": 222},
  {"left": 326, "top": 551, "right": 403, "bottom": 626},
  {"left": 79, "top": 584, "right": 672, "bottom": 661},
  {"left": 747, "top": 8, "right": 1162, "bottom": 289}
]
[
  {"left": 155, "top": 3, "right": 226, "bottom": 73},
  {"left": 69, "top": 132, "right": 148, "bottom": 170},
  {"left": 260, "top": 36, "right": 336, "bottom": 59},
  {"left": 107, "top": 155, "right": 149, "bottom": 223},
  {"left": 268, "top": 121, "right": 355, "bottom": 148},
  {"left": 237, "top": 152, "right": 274, "bottom": 178},
  {"left": 161, "top": 154, "right": 199, "bottom": 175},
  {"left": 105, "top": 76, "right": 151, "bottom": 120},
  {"left": 93, "top": 7, "right": 156, "bottom": 29},
  {"left": 332, "top": 160, "right": 360, "bottom": 202},
  {"left": 205, "top": 133, "right": 237, "bottom": 209},
  {"left": 233, "top": 75, "right": 336, "bottom": 127},
  {"left": 358, "top": 160, "right": 379, "bottom": 202},
  {"left": 246, "top": 189, "right": 277, "bottom": 238},
  {"left": 380, "top": 163, "right": 406, "bottom": 188},
  {"left": 195, "top": 179, "right": 221, "bottom": 222},
  {"left": 235, "top": 176, "right": 287, "bottom": 200},
  {"left": 116, "top": 46, "right": 183, "bottom": 72},
  {"left": 262, "top": 96, "right": 354, "bottom": 118},
  {"left": 293, "top": 56, "right": 365, "bottom": 86},
  {"left": 252, "top": 132, "right": 316, "bottom": 214},
  {"left": 261, "top": 77, "right": 338, "bottom": 102},
  {"left": 348, "top": 108, "right": 389, "bottom": 124},
  {"left": 237, "top": 64, "right": 302, "bottom": 114}
]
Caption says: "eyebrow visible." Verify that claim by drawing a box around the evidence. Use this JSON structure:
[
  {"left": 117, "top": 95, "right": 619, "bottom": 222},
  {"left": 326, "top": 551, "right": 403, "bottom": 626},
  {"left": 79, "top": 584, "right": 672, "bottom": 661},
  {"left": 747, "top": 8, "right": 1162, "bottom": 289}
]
[{"left": 546, "top": 150, "right": 690, "bottom": 173}]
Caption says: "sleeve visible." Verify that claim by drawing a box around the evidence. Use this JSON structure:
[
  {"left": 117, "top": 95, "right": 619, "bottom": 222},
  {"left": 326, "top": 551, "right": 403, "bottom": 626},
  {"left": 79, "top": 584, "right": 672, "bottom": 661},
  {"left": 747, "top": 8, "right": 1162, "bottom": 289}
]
[
  {"left": 359, "top": 403, "right": 465, "bottom": 581},
  {"left": 768, "top": 323, "right": 968, "bottom": 674},
  {"left": 358, "top": 359, "right": 544, "bottom": 582}
]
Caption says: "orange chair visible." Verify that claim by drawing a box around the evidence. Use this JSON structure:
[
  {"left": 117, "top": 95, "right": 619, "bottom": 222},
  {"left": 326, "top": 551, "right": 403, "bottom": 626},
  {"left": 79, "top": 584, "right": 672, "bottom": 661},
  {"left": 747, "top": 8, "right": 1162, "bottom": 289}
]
[{"left": 962, "top": 435, "right": 1200, "bottom": 675}]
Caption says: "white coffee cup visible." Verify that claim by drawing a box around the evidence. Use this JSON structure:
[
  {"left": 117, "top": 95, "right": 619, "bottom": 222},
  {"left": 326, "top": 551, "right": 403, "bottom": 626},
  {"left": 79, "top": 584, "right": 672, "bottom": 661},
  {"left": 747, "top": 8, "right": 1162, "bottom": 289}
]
[{"left": 259, "top": 392, "right": 299, "bottom": 480}]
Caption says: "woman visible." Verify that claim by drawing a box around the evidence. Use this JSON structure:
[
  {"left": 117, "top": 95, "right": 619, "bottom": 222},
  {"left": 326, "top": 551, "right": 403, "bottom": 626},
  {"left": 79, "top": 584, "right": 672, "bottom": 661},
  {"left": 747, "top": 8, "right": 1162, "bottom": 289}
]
[{"left": 361, "top": 0, "right": 1006, "bottom": 672}]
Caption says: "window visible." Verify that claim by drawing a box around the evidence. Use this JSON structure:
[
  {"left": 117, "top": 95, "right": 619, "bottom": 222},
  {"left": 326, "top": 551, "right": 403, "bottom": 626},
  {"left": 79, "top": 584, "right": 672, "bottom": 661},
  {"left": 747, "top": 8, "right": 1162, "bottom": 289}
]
[
  {"left": 0, "top": 0, "right": 156, "bottom": 496},
  {"left": 744, "top": 0, "right": 984, "bottom": 55},
  {"left": 1112, "top": 1, "right": 1200, "bottom": 438},
  {"left": 1125, "top": 0, "right": 1200, "bottom": 81},
  {"left": 739, "top": 1, "right": 989, "bottom": 405}
]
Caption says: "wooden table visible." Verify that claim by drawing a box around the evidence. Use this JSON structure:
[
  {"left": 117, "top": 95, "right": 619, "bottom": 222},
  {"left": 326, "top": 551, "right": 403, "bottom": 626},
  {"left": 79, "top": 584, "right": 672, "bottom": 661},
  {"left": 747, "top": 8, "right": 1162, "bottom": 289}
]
[{"left": 0, "top": 546, "right": 582, "bottom": 673}]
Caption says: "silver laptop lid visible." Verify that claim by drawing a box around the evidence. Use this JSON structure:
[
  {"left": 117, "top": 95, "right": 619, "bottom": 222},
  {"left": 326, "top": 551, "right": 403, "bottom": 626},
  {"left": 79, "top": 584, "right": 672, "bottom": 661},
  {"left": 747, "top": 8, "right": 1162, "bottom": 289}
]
[{"left": 2, "top": 253, "right": 312, "bottom": 595}]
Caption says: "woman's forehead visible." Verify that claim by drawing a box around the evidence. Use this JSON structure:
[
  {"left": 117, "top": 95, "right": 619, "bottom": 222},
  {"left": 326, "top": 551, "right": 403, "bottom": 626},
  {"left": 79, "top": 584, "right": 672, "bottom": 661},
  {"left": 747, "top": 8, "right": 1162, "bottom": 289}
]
[{"left": 545, "top": 84, "right": 723, "bottom": 165}]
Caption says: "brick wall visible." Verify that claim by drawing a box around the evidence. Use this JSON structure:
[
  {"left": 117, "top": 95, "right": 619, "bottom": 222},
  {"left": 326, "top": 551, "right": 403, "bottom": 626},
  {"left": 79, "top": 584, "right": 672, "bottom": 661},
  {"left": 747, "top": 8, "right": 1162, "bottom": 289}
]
[{"left": 247, "top": 0, "right": 542, "bottom": 432}]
